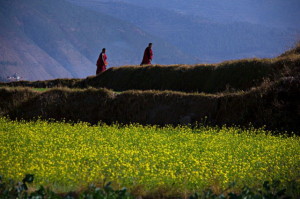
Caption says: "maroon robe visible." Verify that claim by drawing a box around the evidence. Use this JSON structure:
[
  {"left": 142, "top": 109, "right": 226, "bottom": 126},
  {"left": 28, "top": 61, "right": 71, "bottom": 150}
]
[
  {"left": 141, "top": 47, "right": 153, "bottom": 65},
  {"left": 96, "top": 52, "right": 107, "bottom": 75}
]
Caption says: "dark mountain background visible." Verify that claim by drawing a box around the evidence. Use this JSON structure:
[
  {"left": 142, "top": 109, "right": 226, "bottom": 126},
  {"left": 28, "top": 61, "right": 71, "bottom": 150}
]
[
  {"left": 0, "top": 0, "right": 191, "bottom": 81},
  {"left": 67, "top": 0, "right": 299, "bottom": 63},
  {"left": 1, "top": 0, "right": 299, "bottom": 81},
  {"left": 106, "top": 0, "right": 300, "bottom": 30}
]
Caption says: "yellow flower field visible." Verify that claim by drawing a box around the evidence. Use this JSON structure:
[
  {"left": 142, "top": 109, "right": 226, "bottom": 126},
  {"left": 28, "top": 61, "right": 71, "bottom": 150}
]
[{"left": 0, "top": 117, "right": 299, "bottom": 194}]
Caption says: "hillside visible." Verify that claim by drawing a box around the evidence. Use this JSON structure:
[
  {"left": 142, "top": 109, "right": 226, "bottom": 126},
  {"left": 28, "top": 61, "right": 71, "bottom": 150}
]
[
  {"left": 68, "top": 0, "right": 299, "bottom": 62},
  {"left": 111, "top": 0, "right": 300, "bottom": 30},
  {"left": 0, "top": 0, "right": 192, "bottom": 81},
  {"left": 1, "top": 44, "right": 299, "bottom": 133}
]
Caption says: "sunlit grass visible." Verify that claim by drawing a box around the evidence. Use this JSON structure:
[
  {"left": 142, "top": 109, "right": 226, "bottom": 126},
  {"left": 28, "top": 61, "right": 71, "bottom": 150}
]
[
  {"left": 31, "top": 88, "right": 49, "bottom": 92},
  {"left": 0, "top": 118, "right": 299, "bottom": 195}
]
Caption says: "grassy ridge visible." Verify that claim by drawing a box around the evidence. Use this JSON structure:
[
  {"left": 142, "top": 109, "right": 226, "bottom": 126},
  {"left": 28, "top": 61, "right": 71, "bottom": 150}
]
[
  {"left": 80, "top": 56, "right": 299, "bottom": 93},
  {"left": 1, "top": 48, "right": 299, "bottom": 93},
  {"left": 1, "top": 118, "right": 299, "bottom": 198}
]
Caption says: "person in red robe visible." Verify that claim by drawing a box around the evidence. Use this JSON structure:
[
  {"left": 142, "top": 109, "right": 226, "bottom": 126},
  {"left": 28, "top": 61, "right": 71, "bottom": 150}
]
[
  {"left": 96, "top": 48, "right": 108, "bottom": 75},
  {"left": 140, "top": 43, "right": 153, "bottom": 65}
]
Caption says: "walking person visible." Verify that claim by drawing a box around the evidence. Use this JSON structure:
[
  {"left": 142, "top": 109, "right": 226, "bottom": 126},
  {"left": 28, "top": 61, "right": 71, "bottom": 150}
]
[
  {"left": 140, "top": 43, "right": 153, "bottom": 65},
  {"left": 96, "top": 48, "right": 108, "bottom": 75}
]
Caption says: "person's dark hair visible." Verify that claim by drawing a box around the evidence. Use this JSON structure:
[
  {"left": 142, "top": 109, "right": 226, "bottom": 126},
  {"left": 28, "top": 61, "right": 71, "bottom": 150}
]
[
  {"left": 148, "top": 43, "right": 152, "bottom": 46},
  {"left": 102, "top": 48, "right": 106, "bottom": 52}
]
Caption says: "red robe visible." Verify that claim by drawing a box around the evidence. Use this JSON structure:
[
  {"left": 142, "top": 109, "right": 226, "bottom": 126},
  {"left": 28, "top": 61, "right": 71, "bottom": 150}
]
[
  {"left": 96, "top": 52, "right": 107, "bottom": 75},
  {"left": 141, "top": 47, "right": 153, "bottom": 65}
]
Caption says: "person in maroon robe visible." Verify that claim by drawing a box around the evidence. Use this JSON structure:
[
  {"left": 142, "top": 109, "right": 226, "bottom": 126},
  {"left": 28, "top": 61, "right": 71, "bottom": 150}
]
[
  {"left": 140, "top": 43, "right": 153, "bottom": 65},
  {"left": 96, "top": 48, "right": 108, "bottom": 75}
]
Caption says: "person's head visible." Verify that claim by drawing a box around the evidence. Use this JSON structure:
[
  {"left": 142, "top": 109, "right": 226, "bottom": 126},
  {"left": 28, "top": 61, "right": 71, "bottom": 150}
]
[
  {"left": 102, "top": 48, "right": 106, "bottom": 53},
  {"left": 148, "top": 43, "right": 152, "bottom": 48}
]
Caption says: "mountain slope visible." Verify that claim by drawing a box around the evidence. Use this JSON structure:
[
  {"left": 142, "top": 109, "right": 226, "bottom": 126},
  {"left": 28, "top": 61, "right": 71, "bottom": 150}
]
[
  {"left": 111, "top": 0, "right": 300, "bottom": 30},
  {"left": 0, "top": 0, "right": 193, "bottom": 81},
  {"left": 67, "top": 0, "right": 297, "bottom": 63}
]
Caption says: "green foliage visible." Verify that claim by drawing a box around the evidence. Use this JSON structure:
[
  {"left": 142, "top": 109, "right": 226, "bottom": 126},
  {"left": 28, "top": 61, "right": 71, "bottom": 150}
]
[
  {"left": 81, "top": 183, "right": 133, "bottom": 199},
  {"left": 0, "top": 175, "right": 133, "bottom": 199},
  {"left": 0, "top": 174, "right": 34, "bottom": 198},
  {"left": 190, "top": 180, "right": 298, "bottom": 199},
  {"left": 0, "top": 175, "right": 298, "bottom": 198}
]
